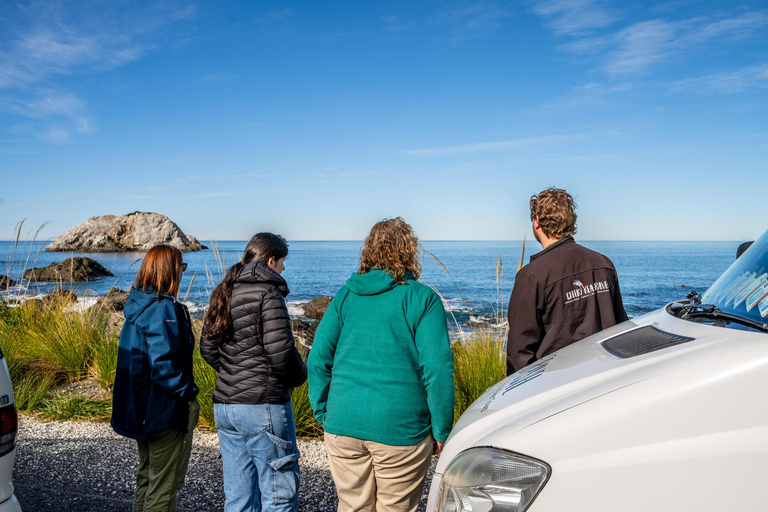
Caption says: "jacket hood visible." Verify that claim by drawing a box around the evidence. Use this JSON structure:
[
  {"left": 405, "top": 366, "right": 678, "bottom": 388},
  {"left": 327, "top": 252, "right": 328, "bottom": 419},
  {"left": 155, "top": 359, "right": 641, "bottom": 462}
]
[
  {"left": 237, "top": 261, "right": 290, "bottom": 297},
  {"left": 345, "top": 269, "right": 414, "bottom": 296},
  {"left": 124, "top": 287, "right": 173, "bottom": 323}
]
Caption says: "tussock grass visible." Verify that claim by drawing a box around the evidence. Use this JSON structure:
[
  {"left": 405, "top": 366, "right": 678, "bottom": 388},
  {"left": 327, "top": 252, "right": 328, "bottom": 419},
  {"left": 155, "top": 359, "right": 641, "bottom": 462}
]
[
  {"left": 12, "top": 369, "right": 58, "bottom": 412},
  {"left": 192, "top": 349, "right": 218, "bottom": 429},
  {"left": 292, "top": 381, "right": 323, "bottom": 438},
  {"left": 41, "top": 395, "right": 112, "bottom": 422},
  {"left": 453, "top": 330, "right": 506, "bottom": 420},
  {"left": 0, "top": 294, "right": 117, "bottom": 417}
]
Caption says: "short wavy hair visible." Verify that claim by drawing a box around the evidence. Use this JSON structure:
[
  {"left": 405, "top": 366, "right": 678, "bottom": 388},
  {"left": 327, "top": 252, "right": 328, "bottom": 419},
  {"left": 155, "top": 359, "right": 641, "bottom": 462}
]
[
  {"left": 530, "top": 187, "right": 577, "bottom": 239},
  {"left": 358, "top": 217, "right": 421, "bottom": 283},
  {"left": 134, "top": 244, "right": 184, "bottom": 297}
]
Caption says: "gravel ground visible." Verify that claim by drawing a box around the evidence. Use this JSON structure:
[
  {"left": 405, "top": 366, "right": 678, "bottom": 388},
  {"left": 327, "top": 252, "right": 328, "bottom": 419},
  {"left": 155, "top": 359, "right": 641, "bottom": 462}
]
[{"left": 14, "top": 416, "right": 436, "bottom": 511}]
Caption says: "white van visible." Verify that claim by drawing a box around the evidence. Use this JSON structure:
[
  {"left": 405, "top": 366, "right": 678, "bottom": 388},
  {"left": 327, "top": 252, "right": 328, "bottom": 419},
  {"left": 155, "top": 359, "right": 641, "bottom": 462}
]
[
  {"left": 427, "top": 232, "right": 768, "bottom": 512},
  {"left": 0, "top": 350, "right": 20, "bottom": 512}
]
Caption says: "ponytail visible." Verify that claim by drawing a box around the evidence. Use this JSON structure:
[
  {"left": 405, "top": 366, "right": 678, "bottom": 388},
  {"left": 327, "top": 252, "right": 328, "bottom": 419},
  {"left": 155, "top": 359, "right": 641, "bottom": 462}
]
[{"left": 204, "top": 261, "right": 243, "bottom": 339}]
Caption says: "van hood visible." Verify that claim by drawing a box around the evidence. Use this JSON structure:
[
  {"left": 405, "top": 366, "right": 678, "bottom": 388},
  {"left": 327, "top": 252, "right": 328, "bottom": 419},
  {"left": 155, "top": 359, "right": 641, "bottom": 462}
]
[{"left": 438, "top": 307, "right": 767, "bottom": 472}]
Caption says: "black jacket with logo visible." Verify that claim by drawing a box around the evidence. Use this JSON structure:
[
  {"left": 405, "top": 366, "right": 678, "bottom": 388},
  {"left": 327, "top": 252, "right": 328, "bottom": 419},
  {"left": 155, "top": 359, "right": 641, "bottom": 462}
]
[
  {"left": 200, "top": 261, "right": 307, "bottom": 404},
  {"left": 506, "top": 236, "right": 628, "bottom": 375}
]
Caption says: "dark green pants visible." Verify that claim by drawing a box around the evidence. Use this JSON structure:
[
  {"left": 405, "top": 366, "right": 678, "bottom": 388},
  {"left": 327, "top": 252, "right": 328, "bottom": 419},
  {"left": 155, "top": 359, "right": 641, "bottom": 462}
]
[{"left": 134, "top": 400, "right": 200, "bottom": 512}]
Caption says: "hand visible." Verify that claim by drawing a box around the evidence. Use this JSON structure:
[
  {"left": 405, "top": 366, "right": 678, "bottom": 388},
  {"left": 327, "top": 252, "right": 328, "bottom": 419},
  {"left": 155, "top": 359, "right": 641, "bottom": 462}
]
[{"left": 433, "top": 440, "right": 444, "bottom": 456}]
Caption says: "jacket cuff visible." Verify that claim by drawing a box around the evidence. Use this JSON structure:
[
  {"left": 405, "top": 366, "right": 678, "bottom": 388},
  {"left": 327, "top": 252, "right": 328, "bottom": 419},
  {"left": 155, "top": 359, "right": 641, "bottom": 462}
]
[{"left": 182, "top": 384, "right": 199, "bottom": 401}]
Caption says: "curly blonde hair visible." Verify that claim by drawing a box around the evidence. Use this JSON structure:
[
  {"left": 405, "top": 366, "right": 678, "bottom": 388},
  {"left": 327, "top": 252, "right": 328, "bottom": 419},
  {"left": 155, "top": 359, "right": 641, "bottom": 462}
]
[
  {"left": 358, "top": 217, "right": 421, "bottom": 283},
  {"left": 530, "top": 187, "right": 578, "bottom": 239}
]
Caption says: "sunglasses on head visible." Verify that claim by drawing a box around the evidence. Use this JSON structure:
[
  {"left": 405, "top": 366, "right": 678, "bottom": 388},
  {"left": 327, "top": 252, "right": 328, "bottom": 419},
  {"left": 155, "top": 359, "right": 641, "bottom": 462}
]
[{"left": 181, "top": 263, "right": 188, "bottom": 272}]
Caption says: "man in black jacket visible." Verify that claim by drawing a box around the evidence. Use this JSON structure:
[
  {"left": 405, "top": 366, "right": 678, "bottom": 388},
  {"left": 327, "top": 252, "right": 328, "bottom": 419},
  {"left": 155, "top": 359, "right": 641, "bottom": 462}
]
[{"left": 506, "top": 188, "right": 628, "bottom": 376}]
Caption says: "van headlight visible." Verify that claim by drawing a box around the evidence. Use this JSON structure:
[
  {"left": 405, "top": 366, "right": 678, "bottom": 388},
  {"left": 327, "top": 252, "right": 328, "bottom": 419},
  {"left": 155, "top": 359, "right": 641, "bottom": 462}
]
[{"left": 435, "top": 447, "right": 550, "bottom": 512}]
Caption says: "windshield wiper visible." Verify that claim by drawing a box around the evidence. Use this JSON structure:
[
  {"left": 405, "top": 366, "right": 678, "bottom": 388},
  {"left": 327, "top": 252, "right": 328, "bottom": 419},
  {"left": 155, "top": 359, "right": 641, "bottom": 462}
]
[{"left": 683, "top": 303, "right": 768, "bottom": 333}]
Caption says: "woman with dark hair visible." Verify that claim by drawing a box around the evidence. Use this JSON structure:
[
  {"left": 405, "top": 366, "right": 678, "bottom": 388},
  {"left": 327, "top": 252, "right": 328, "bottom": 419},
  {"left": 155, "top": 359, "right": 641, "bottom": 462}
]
[
  {"left": 200, "top": 232, "right": 307, "bottom": 512},
  {"left": 111, "top": 244, "right": 200, "bottom": 512},
  {"left": 308, "top": 217, "right": 455, "bottom": 512}
]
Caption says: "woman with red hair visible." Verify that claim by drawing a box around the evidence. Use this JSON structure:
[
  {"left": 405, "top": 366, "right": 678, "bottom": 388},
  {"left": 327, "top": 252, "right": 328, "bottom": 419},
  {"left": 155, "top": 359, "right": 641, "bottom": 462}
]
[{"left": 111, "top": 244, "right": 199, "bottom": 512}]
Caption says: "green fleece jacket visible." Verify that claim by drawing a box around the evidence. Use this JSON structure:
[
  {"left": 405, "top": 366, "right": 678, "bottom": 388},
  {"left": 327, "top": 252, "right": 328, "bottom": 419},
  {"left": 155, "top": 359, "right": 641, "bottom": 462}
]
[{"left": 307, "top": 270, "right": 455, "bottom": 445}]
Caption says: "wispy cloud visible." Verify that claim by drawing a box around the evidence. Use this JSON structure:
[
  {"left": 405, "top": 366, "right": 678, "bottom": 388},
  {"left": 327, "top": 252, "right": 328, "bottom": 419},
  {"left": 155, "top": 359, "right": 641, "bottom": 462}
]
[
  {"left": 558, "top": 10, "right": 768, "bottom": 77},
  {"left": 403, "top": 133, "right": 588, "bottom": 155},
  {"left": 670, "top": 63, "right": 768, "bottom": 94},
  {"left": 430, "top": 1, "right": 514, "bottom": 42},
  {"left": 530, "top": 0, "right": 618, "bottom": 36},
  {"left": 0, "top": 1, "right": 196, "bottom": 142}
]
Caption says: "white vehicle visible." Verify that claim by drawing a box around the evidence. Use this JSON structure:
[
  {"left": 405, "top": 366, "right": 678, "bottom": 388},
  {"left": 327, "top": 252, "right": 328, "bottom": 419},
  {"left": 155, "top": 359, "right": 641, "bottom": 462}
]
[
  {"left": 428, "top": 232, "right": 768, "bottom": 512},
  {"left": 0, "top": 350, "right": 20, "bottom": 512}
]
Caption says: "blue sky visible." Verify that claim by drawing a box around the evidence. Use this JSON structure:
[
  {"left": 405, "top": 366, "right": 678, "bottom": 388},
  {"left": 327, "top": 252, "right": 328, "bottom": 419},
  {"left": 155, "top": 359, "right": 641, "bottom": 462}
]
[{"left": 1, "top": 0, "right": 766, "bottom": 242}]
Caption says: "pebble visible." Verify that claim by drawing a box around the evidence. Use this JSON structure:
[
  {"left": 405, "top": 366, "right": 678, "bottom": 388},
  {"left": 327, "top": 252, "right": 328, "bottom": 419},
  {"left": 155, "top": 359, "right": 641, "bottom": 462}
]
[{"left": 14, "top": 416, "right": 437, "bottom": 511}]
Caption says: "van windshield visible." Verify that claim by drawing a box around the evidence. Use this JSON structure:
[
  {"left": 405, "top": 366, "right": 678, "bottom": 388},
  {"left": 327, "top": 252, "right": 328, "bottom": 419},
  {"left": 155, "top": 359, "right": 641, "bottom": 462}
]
[{"left": 701, "top": 229, "right": 768, "bottom": 325}]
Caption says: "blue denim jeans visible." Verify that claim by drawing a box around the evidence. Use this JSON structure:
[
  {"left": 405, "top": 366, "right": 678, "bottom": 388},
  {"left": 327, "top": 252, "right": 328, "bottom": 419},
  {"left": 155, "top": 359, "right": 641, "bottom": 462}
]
[{"left": 214, "top": 402, "right": 300, "bottom": 512}]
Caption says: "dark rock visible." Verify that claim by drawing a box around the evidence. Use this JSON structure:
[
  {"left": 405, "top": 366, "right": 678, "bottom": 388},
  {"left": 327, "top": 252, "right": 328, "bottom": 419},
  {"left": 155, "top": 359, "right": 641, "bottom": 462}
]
[
  {"left": 291, "top": 319, "right": 318, "bottom": 346},
  {"left": 23, "top": 257, "right": 113, "bottom": 282},
  {"left": 42, "top": 289, "right": 78, "bottom": 306},
  {"left": 0, "top": 276, "right": 15, "bottom": 288},
  {"left": 95, "top": 288, "right": 130, "bottom": 311},
  {"left": 302, "top": 296, "right": 333, "bottom": 320}
]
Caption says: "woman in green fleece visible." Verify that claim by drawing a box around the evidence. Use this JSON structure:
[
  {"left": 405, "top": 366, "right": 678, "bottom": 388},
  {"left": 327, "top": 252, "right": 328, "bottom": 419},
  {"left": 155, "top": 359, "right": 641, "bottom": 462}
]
[{"left": 308, "top": 217, "right": 455, "bottom": 512}]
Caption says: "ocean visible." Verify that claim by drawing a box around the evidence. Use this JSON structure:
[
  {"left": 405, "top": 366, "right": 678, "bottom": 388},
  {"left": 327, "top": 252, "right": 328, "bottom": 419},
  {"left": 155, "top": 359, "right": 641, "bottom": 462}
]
[{"left": 0, "top": 240, "right": 741, "bottom": 325}]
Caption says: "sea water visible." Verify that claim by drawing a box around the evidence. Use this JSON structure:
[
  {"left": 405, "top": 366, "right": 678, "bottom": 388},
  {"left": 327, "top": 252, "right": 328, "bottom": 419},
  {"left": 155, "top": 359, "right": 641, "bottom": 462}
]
[{"left": 0, "top": 240, "right": 740, "bottom": 324}]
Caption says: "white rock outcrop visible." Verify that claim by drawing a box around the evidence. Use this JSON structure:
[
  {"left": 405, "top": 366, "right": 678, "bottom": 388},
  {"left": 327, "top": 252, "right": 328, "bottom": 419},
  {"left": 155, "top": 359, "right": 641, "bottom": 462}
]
[{"left": 46, "top": 212, "right": 206, "bottom": 252}]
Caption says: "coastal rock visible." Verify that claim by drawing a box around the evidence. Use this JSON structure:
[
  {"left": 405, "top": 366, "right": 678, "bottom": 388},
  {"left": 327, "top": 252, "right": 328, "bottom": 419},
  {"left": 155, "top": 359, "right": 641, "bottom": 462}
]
[
  {"left": 95, "top": 288, "right": 130, "bottom": 311},
  {"left": 23, "top": 257, "right": 113, "bottom": 282},
  {"left": 291, "top": 319, "right": 318, "bottom": 347},
  {"left": 46, "top": 212, "right": 206, "bottom": 253},
  {"left": 0, "top": 276, "right": 15, "bottom": 288},
  {"left": 302, "top": 296, "right": 333, "bottom": 320},
  {"left": 42, "top": 289, "right": 78, "bottom": 306}
]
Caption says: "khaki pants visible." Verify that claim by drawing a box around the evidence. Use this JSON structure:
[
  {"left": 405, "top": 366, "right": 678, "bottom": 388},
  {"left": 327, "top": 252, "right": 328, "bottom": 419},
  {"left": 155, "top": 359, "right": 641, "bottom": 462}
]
[
  {"left": 324, "top": 432, "right": 433, "bottom": 512},
  {"left": 134, "top": 400, "right": 200, "bottom": 512}
]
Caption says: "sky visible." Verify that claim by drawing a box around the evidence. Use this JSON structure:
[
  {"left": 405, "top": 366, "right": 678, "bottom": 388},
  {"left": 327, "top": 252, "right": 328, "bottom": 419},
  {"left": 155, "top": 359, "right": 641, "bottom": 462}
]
[{"left": 1, "top": 0, "right": 767, "bottom": 242}]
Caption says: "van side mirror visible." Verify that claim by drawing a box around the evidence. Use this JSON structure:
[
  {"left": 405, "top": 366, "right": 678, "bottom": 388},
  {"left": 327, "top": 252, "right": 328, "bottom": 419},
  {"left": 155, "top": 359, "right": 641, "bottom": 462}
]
[{"left": 736, "top": 241, "right": 754, "bottom": 259}]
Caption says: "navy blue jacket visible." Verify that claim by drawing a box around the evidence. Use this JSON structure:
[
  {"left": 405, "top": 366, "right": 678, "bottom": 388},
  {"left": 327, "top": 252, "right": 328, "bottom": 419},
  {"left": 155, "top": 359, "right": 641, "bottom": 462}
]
[{"left": 111, "top": 287, "right": 199, "bottom": 440}]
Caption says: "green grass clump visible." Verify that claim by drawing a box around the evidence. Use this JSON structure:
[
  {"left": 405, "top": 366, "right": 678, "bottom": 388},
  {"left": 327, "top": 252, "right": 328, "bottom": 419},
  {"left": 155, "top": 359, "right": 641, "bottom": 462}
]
[
  {"left": 12, "top": 370, "right": 57, "bottom": 412},
  {"left": 452, "top": 330, "right": 507, "bottom": 421},
  {"left": 192, "top": 348, "right": 218, "bottom": 429},
  {"left": 292, "top": 380, "right": 322, "bottom": 438},
  {"left": 41, "top": 395, "right": 112, "bottom": 422},
  {"left": 89, "top": 334, "right": 119, "bottom": 392},
  {"left": 0, "top": 295, "right": 117, "bottom": 414}
]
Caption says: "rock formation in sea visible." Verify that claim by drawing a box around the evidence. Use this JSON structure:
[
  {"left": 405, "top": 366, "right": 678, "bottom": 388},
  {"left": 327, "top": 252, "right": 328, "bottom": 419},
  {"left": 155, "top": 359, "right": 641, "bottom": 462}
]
[
  {"left": 46, "top": 212, "right": 206, "bottom": 252},
  {"left": 302, "top": 296, "right": 333, "bottom": 320},
  {"left": 0, "top": 276, "right": 15, "bottom": 288},
  {"left": 95, "top": 288, "right": 130, "bottom": 311},
  {"left": 42, "top": 289, "right": 78, "bottom": 306},
  {"left": 23, "top": 257, "right": 114, "bottom": 282}
]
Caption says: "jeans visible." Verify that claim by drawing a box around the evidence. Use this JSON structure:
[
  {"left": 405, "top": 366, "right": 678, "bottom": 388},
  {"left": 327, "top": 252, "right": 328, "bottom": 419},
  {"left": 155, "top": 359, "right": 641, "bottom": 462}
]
[
  {"left": 214, "top": 402, "right": 300, "bottom": 512},
  {"left": 134, "top": 399, "right": 200, "bottom": 512}
]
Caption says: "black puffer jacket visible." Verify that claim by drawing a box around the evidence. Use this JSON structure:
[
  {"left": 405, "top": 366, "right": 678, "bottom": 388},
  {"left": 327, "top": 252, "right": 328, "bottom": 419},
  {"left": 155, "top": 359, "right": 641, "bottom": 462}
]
[{"left": 200, "top": 261, "right": 307, "bottom": 404}]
